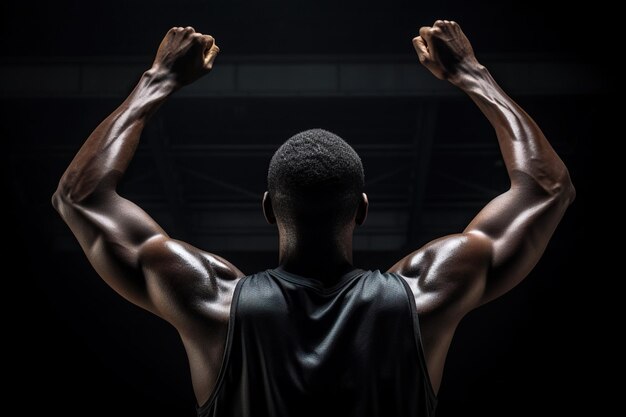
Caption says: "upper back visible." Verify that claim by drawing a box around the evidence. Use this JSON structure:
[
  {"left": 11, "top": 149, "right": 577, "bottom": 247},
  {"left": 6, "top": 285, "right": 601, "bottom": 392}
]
[{"left": 199, "top": 267, "right": 436, "bottom": 417}]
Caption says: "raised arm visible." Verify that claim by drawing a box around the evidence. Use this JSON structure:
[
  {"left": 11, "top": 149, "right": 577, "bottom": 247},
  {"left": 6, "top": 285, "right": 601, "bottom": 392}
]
[
  {"left": 389, "top": 20, "right": 575, "bottom": 390},
  {"left": 52, "top": 27, "right": 242, "bottom": 324}
]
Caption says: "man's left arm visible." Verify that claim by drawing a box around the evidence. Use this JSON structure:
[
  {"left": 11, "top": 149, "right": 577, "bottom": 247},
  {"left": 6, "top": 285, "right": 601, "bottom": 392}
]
[{"left": 52, "top": 27, "right": 242, "bottom": 326}]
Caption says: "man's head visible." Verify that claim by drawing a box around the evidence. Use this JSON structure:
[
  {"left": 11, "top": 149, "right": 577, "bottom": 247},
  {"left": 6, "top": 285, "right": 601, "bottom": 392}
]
[{"left": 264, "top": 129, "right": 367, "bottom": 233}]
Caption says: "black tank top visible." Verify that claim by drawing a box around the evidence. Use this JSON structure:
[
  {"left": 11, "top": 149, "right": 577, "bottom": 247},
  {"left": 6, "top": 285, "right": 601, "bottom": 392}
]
[{"left": 197, "top": 267, "right": 437, "bottom": 417}]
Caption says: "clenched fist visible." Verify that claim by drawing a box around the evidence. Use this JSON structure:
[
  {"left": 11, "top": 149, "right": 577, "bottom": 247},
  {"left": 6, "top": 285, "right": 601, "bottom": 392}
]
[
  {"left": 152, "top": 26, "right": 220, "bottom": 87},
  {"left": 413, "top": 20, "right": 480, "bottom": 83}
]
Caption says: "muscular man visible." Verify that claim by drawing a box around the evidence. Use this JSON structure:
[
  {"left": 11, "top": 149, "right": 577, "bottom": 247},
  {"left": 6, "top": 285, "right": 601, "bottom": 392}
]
[{"left": 53, "top": 20, "right": 575, "bottom": 417}]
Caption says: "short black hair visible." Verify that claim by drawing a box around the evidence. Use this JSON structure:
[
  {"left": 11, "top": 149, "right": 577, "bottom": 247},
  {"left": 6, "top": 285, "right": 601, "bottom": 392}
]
[{"left": 268, "top": 129, "right": 364, "bottom": 229}]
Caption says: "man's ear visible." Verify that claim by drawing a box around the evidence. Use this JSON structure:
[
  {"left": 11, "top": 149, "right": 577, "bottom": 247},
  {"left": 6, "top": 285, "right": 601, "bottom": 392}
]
[
  {"left": 355, "top": 193, "right": 368, "bottom": 226},
  {"left": 262, "top": 191, "right": 276, "bottom": 225}
]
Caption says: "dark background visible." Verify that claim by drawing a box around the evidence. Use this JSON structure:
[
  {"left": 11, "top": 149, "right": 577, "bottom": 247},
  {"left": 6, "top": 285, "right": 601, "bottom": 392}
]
[{"left": 2, "top": 1, "right": 599, "bottom": 415}]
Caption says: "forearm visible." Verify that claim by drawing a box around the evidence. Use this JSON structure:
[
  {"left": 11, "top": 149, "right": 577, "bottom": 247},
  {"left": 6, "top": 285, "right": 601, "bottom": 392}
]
[
  {"left": 455, "top": 65, "right": 574, "bottom": 198},
  {"left": 55, "top": 68, "right": 177, "bottom": 203}
]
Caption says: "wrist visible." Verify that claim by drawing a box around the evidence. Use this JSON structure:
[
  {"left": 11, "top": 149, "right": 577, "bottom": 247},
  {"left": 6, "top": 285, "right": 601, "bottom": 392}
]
[
  {"left": 448, "top": 60, "right": 489, "bottom": 89},
  {"left": 143, "top": 66, "right": 181, "bottom": 94},
  {"left": 124, "top": 67, "right": 178, "bottom": 118}
]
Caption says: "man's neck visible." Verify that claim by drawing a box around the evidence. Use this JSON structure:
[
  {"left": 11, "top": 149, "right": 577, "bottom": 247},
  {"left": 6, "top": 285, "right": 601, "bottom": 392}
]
[{"left": 277, "top": 228, "right": 355, "bottom": 284}]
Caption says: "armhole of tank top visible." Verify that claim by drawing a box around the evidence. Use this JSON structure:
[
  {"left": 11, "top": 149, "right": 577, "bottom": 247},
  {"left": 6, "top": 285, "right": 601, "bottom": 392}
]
[
  {"left": 197, "top": 275, "right": 249, "bottom": 414},
  {"left": 393, "top": 273, "right": 438, "bottom": 405}
]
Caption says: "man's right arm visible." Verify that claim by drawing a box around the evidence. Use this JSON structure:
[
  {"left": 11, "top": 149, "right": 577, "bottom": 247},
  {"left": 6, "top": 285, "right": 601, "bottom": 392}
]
[{"left": 389, "top": 20, "right": 575, "bottom": 392}]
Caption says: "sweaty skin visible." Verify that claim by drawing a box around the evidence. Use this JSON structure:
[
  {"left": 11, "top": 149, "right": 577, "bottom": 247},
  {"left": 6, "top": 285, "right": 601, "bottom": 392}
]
[{"left": 53, "top": 21, "right": 575, "bottom": 405}]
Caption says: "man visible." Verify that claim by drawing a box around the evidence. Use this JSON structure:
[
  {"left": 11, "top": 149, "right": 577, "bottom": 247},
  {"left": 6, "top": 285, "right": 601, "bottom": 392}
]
[{"left": 53, "top": 20, "right": 575, "bottom": 417}]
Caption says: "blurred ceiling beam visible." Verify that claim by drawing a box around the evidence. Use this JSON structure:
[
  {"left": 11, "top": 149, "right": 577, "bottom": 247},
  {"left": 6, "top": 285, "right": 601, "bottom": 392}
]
[
  {"left": 406, "top": 104, "right": 438, "bottom": 249},
  {"left": 145, "top": 117, "right": 191, "bottom": 240},
  {"left": 0, "top": 56, "right": 605, "bottom": 98}
]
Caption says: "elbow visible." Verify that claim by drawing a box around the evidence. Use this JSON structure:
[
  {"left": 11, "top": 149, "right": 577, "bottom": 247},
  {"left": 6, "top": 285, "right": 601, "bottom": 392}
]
[
  {"left": 51, "top": 190, "right": 60, "bottom": 212},
  {"left": 52, "top": 177, "right": 116, "bottom": 215},
  {"left": 52, "top": 187, "right": 70, "bottom": 214},
  {"left": 52, "top": 170, "right": 118, "bottom": 210},
  {"left": 52, "top": 181, "right": 79, "bottom": 214},
  {"left": 543, "top": 168, "right": 575, "bottom": 207},
  {"left": 565, "top": 182, "right": 576, "bottom": 205},
  {"left": 557, "top": 168, "right": 576, "bottom": 206},
  {"left": 516, "top": 163, "right": 576, "bottom": 206}
]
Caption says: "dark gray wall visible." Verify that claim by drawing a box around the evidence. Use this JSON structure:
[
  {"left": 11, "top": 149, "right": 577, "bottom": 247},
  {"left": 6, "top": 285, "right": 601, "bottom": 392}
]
[{"left": 2, "top": 1, "right": 598, "bottom": 416}]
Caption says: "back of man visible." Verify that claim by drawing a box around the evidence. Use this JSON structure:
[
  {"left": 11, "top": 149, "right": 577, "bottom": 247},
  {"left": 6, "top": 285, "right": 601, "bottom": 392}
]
[
  {"left": 199, "top": 268, "right": 436, "bottom": 417},
  {"left": 53, "top": 19, "right": 574, "bottom": 416}
]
